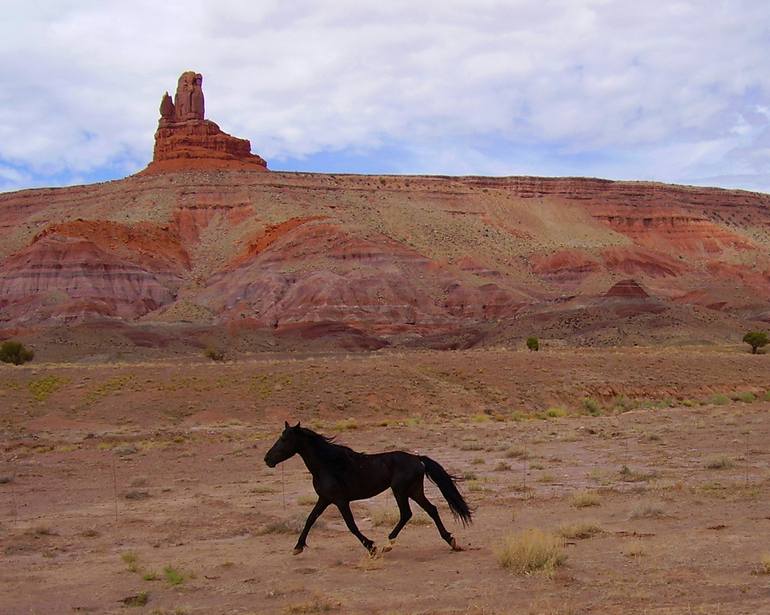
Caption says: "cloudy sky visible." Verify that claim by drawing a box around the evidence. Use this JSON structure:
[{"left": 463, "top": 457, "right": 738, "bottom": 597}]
[{"left": 1, "top": 1, "right": 769, "bottom": 193}]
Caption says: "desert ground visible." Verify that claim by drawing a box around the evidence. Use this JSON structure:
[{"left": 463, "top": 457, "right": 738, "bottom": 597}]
[{"left": 1, "top": 346, "right": 769, "bottom": 614}]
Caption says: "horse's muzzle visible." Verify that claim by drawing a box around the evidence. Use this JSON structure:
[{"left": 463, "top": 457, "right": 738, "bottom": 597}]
[{"left": 264, "top": 454, "right": 276, "bottom": 468}]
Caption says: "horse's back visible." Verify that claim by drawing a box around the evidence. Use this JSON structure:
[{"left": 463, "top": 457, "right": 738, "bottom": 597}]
[{"left": 373, "top": 450, "right": 425, "bottom": 482}]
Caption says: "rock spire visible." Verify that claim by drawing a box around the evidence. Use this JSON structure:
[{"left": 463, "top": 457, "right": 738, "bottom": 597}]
[{"left": 143, "top": 71, "right": 267, "bottom": 173}]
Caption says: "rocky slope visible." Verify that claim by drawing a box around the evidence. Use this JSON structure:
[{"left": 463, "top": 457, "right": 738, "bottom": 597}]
[
  {"left": 0, "top": 72, "right": 768, "bottom": 357},
  {"left": 1, "top": 169, "right": 768, "bottom": 356}
]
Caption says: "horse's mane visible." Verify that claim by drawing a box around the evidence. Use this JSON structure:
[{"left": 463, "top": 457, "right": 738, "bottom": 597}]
[{"left": 297, "top": 426, "right": 362, "bottom": 466}]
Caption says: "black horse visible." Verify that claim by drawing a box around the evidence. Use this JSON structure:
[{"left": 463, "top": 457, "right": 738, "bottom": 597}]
[{"left": 264, "top": 422, "right": 472, "bottom": 555}]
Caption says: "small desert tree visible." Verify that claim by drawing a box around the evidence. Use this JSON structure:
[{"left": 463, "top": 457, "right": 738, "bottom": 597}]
[
  {"left": 526, "top": 336, "right": 539, "bottom": 352},
  {"left": 743, "top": 331, "right": 768, "bottom": 354},
  {"left": 0, "top": 341, "right": 34, "bottom": 365}
]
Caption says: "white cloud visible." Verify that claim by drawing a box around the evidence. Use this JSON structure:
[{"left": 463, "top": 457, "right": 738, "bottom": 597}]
[{"left": 1, "top": 0, "right": 769, "bottom": 191}]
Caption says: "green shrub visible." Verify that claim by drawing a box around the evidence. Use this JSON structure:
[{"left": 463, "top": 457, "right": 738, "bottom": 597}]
[
  {"left": 163, "top": 565, "right": 185, "bottom": 586},
  {"left": 743, "top": 331, "right": 768, "bottom": 354},
  {"left": 581, "top": 397, "right": 602, "bottom": 416},
  {"left": 526, "top": 337, "right": 540, "bottom": 352},
  {"left": 204, "top": 347, "right": 225, "bottom": 361},
  {"left": 612, "top": 396, "right": 637, "bottom": 413},
  {"left": 733, "top": 391, "right": 756, "bottom": 403},
  {"left": 0, "top": 341, "right": 34, "bottom": 365}
]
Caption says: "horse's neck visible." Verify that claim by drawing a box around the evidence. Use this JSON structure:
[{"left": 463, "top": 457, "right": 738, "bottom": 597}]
[{"left": 296, "top": 436, "right": 336, "bottom": 476}]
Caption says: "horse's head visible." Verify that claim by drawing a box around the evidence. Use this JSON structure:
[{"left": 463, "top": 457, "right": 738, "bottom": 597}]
[{"left": 264, "top": 421, "right": 302, "bottom": 468}]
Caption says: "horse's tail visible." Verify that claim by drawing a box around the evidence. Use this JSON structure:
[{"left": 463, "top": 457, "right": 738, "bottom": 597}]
[{"left": 419, "top": 455, "right": 473, "bottom": 526}]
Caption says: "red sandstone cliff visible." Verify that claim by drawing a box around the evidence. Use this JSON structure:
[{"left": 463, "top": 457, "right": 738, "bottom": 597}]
[{"left": 1, "top": 169, "right": 768, "bottom": 352}]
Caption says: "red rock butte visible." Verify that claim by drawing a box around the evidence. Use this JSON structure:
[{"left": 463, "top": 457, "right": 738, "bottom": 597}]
[{"left": 142, "top": 71, "right": 268, "bottom": 174}]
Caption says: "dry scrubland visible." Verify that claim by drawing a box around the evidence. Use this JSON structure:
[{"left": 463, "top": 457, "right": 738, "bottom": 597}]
[{"left": 1, "top": 346, "right": 769, "bottom": 614}]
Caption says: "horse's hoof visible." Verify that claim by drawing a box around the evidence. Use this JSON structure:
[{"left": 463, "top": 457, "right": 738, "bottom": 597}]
[
  {"left": 450, "top": 537, "right": 464, "bottom": 552},
  {"left": 367, "top": 545, "right": 379, "bottom": 558},
  {"left": 292, "top": 547, "right": 304, "bottom": 556},
  {"left": 381, "top": 540, "right": 395, "bottom": 553}
]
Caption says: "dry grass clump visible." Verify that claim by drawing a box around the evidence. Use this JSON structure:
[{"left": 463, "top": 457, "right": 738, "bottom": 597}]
[
  {"left": 704, "top": 455, "right": 735, "bottom": 470},
  {"left": 504, "top": 446, "right": 529, "bottom": 459},
  {"left": 124, "top": 490, "right": 150, "bottom": 500},
  {"left": 121, "top": 551, "right": 139, "bottom": 572},
  {"left": 250, "top": 484, "right": 277, "bottom": 494},
  {"left": 618, "top": 465, "right": 658, "bottom": 482},
  {"left": 257, "top": 514, "right": 323, "bottom": 535},
  {"left": 121, "top": 591, "right": 148, "bottom": 607},
  {"left": 496, "top": 528, "right": 566, "bottom": 575},
  {"left": 466, "top": 480, "right": 485, "bottom": 493},
  {"left": 333, "top": 418, "right": 358, "bottom": 431},
  {"left": 283, "top": 595, "right": 339, "bottom": 614},
  {"left": 558, "top": 521, "right": 603, "bottom": 539},
  {"left": 371, "top": 507, "right": 431, "bottom": 527},
  {"left": 460, "top": 441, "right": 484, "bottom": 451},
  {"left": 570, "top": 491, "right": 600, "bottom": 508},
  {"left": 624, "top": 540, "right": 647, "bottom": 557},
  {"left": 754, "top": 553, "right": 770, "bottom": 575},
  {"left": 629, "top": 502, "right": 666, "bottom": 519}
]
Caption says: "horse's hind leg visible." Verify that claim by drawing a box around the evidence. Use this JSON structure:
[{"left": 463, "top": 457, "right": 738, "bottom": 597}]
[
  {"left": 336, "top": 501, "right": 377, "bottom": 555},
  {"left": 382, "top": 487, "right": 412, "bottom": 550},
  {"left": 410, "top": 483, "right": 462, "bottom": 551},
  {"left": 294, "top": 497, "right": 330, "bottom": 555}
]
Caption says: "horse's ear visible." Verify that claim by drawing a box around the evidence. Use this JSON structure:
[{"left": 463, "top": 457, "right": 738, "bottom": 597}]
[
  {"left": 295, "top": 421, "right": 301, "bottom": 428},
  {"left": 284, "top": 421, "right": 290, "bottom": 429}
]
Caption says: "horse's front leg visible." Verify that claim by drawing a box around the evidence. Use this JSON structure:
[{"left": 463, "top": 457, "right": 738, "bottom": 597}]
[
  {"left": 336, "top": 501, "right": 376, "bottom": 555},
  {"left": 293, "top": 497, "right": 329, "bottom": 555}
]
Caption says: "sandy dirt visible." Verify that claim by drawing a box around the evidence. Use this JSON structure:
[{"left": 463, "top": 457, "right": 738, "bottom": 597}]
[{"left": 1, "top": 347, "right": 769, "bottom": 614}]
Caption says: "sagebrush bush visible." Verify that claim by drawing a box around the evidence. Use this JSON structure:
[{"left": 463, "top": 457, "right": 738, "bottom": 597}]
[
  {"left": 526, "top": 336, "right": 539, "bottom": 352},
  {"left": 0, "top": 340, "right": 34, "bottom": 365}
]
